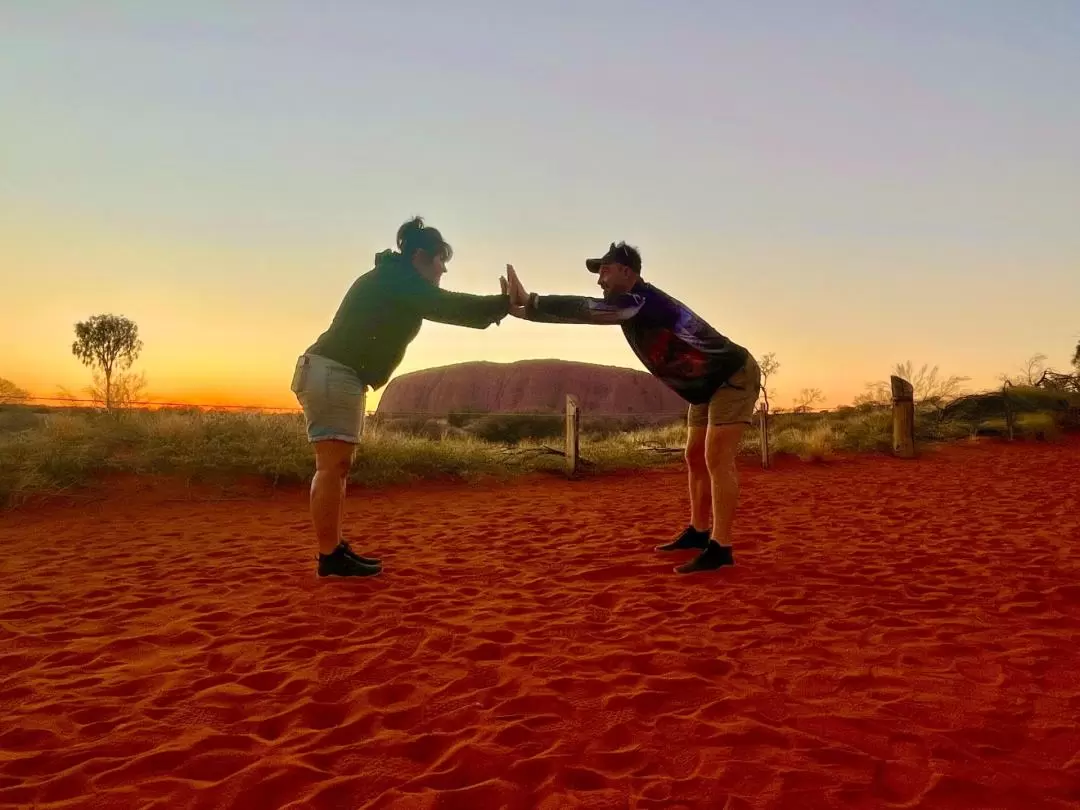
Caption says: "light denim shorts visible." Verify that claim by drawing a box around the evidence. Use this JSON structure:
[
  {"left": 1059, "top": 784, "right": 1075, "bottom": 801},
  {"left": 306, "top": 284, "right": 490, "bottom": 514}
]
[{"left": 290, "top": 353, "right": 367, "bottom": 444}]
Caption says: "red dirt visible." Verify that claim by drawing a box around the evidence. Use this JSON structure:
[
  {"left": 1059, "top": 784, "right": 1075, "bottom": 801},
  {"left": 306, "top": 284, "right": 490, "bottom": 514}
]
[{"left": 2, "top": 438, "right": 1079, "bottom": 809}]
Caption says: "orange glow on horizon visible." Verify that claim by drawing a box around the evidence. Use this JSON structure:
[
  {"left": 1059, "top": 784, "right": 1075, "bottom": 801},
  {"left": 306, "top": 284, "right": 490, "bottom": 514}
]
[{"left": 19, "top": 378, "right": 874, "bottom": 416}]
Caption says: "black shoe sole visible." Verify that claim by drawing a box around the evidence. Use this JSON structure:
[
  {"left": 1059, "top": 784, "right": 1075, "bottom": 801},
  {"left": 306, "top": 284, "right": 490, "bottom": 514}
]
[
  {"left": 317, "top": 562, "right": 382, "bottom": 578},
  {"left": 674, "top": 560, "right": 734, "bottom": 574},
  {"left": 674, "top": 550, "right": 735, "bottom": 574},
  {"left": 655, "top": 542, "right": 710, "bottom": 552},
  {"left": 317, "top": 569, "right": 381, "bottom": 579}
]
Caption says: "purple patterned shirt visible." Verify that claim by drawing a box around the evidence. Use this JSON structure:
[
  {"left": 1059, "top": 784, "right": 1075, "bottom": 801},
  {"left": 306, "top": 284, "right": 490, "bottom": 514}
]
[{"left": 524, "top": 280, "right": 749, "bottom": 405}]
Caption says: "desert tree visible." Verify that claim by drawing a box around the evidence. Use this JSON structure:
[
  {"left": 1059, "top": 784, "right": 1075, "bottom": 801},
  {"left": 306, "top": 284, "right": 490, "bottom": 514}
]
[
  {"left": 857, "top": 361, "right": 969, "bottom": 409},
  {"left": 1073, "top": 339, "right": 1079, "bottom": 373},
  {"left": 791, "top": 387, "right": 824, "bottom": 414},
  {"left": 999, "top": 353, "right": 1048, "bottom": 386},
  {"left": 88, "top": 368, "right": 148, "bottom": 410},
  {"left": 758, "top": 352, "right": 780, "bottom": 412},
  {"left": 893, "top": 361, "right": 969, "bottom": 406},
  {"left": 853, "top": 381, "right": 890, "bottom": 407},
  {"left": 71, "top": 314, "right": 144, "bottom": 411},
  {"left": 0, "top": 378, "right": 30, "bottom": 405},
  {"left": 52, "top": 372, "right": 148, "bottom": 411}
]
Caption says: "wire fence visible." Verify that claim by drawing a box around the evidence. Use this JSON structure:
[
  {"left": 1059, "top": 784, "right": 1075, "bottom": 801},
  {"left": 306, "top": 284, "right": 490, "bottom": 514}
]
[
  {"left": 8, "top": 368, "right": 1078, "bottom": 421},
  {"left": 17, "top": 395, "right": 304, "bottom": 413},
  {"left": 9, "top": 395, "right": 695, "bottom": 421},
  {"left": 6, "top": 386, "right": 1076, "bottom": 481},
  {"left": 11, "top": 389, "right": 901, "bottom": 418}
]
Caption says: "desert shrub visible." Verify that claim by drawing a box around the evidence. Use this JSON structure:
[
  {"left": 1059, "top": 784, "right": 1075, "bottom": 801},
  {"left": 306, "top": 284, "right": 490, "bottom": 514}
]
[
  {"left": 932, "top": 384, "right": 1080, "bottom": 439},
  {"left": 447, "top": 407, "right": 490, "bottom": 428},
  {"left": 465, "top": 413, "right": 564, "bottom": 445},
  {"left": 770, "top": 422, "right": 839, "bottom": 462},
  {"left": 0, "top": 406, "right": 46, "bottom": 435},
  {"left": 837, "top": 407, "right": 894, "bottom": 453},
  {"left": 1014, "top": 411, "right": 1063, "bottom": 441},
  {"left": 1006, "top": 385, "right": 1074, "bottom": 412},
  {"left": 410, "top": 418, "right": 452, "bottom": 440},
  {"left": 3, "top": 386, "right": 1075, "bottom": 508},
  {"left": 581, "top": 414, "right": 681, "bottom": 439},
  {"left": 371, "top": 415, "right": 438, "bottom": 437},
  {"left": 0, "top": 407, "right": 696, "bottom": 506},
  {"left": 0, "top": 412, "right": 117, "bottom": 506},
  {"left": 941, "top": 386, "right": 1069, "bottom": 424}
]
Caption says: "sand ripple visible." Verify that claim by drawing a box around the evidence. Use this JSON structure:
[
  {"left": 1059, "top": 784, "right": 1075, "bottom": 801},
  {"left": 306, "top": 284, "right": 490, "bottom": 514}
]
[{"left": 2, "top": 438, "right": 1079, "bottom": 808}]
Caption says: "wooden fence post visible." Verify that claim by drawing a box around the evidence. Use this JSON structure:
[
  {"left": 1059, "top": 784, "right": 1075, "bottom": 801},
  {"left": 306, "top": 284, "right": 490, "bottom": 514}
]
[
  {"left": 1002, "top": 381, "right": 1014, "bottom": 441},
  {"left": 891, "top": 375, "right": 915, "bottom": 458},
  {"left": 758, "top": 403, "right": 770, "bottom": 469},
  {"left": 565, "top": 394, "right": 580, "bottom": 478}
]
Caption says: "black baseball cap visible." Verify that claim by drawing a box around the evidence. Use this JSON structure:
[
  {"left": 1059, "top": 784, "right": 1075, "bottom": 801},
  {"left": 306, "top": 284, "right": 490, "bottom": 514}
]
[{"left": 585, "top": 241, "right": 642, "bottom": 274}]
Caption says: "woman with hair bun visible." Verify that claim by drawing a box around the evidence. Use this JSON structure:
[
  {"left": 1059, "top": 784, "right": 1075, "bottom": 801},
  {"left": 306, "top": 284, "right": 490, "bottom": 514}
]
[{"left": 290, "top": 216, "right": 511, "bottom": 578}]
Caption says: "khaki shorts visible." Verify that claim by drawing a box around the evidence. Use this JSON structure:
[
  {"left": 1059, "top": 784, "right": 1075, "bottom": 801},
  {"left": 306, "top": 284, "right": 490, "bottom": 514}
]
[{"left": 688, "top": 352, "right": 761, "bottom": 428}]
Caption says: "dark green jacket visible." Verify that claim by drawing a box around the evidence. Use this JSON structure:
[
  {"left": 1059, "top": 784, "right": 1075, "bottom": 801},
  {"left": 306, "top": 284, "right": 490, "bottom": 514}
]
[{"left": 306, "top": 250, "right": 510, "bottom": 390}]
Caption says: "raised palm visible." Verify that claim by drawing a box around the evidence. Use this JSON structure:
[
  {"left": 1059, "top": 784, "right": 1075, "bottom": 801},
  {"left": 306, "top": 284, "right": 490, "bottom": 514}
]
[{"left": 505, "top": 264, "right": 529, "bottom": 306}]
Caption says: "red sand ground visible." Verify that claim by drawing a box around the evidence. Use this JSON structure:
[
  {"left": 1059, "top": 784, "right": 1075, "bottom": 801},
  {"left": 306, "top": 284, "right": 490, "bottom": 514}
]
[{"left": 2, "top": 437, "right": 1079, "bottom": 810}]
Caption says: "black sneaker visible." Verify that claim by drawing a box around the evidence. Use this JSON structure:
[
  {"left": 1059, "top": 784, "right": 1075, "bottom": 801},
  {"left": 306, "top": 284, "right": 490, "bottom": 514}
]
[
  {"left": 655, "top": 526, "right": 711, "bottom": 552},
  {"left": 318, "top": 545, "right": 381, "bottom": 578},
  {"left": 674, "top": 540, "right": 735, "bottom": 574},
  {"left": 339, "top": 540, "right": 380, "bottom": 566}
]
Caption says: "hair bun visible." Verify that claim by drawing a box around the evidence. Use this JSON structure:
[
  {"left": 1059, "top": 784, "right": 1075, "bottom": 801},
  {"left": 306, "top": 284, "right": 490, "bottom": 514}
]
[{"left": 396, "top": 216, "right": 452, "bottom": 263}]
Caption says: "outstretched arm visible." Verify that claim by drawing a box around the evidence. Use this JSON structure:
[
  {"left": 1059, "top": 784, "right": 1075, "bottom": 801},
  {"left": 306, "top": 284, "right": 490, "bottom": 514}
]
[
  {"left": 505, "top": 264, "right": 644, "bottom": 325},
  {"left": 523, "top": 291, "right": 645, "bottom": 324},
  {"left": 402, "top": 273, "right": 511, "bottom": 329}
]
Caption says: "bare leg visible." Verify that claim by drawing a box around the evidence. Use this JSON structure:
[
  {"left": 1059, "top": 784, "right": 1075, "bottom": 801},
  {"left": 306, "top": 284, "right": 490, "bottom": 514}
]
[
  {"left": 328, "top": 446, "right": 380, "bottom": 565},
  {"left": 338, "top": 471, "right": 350, "bottom": 541},
  {"left": 657, "top": 426, "right": 711, "bottom": 553},
  {"left": 674, "top": 422, "right": 746, "bottom": 573},
  {"left": 311, "top": 440, "right": 355, "bottom": 556},
  {"left": 685, "top": 426, "right": 711, "bottom": 532},
  {"left": 705, "top": 423, "right": 748, "bottom": 545}
]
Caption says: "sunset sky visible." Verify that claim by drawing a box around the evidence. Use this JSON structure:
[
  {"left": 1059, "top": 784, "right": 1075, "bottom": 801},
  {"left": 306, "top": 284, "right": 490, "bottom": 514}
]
[{"left": 3, "top": 1, "right": 1078, "bottom": 412}]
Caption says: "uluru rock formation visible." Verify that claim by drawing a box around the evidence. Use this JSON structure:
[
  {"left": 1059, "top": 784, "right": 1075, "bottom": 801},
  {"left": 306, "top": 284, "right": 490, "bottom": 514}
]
[{"left": 375, "top": 359, "right": 689, "bottom": 417}]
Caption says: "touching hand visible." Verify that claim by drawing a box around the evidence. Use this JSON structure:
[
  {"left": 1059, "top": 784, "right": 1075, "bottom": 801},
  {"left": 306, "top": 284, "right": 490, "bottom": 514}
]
[
  {"left": 505, "top": 264, "right": 529, "bottom": 307},
  {"left": 500, "top": 273, "right": 527, "bottom": 318}
]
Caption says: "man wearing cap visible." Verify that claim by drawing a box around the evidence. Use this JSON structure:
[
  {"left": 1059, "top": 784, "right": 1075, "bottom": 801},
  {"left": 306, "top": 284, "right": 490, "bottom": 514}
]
[{"left": 504, "top": 242, "right": 760, "bottom": 575}]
